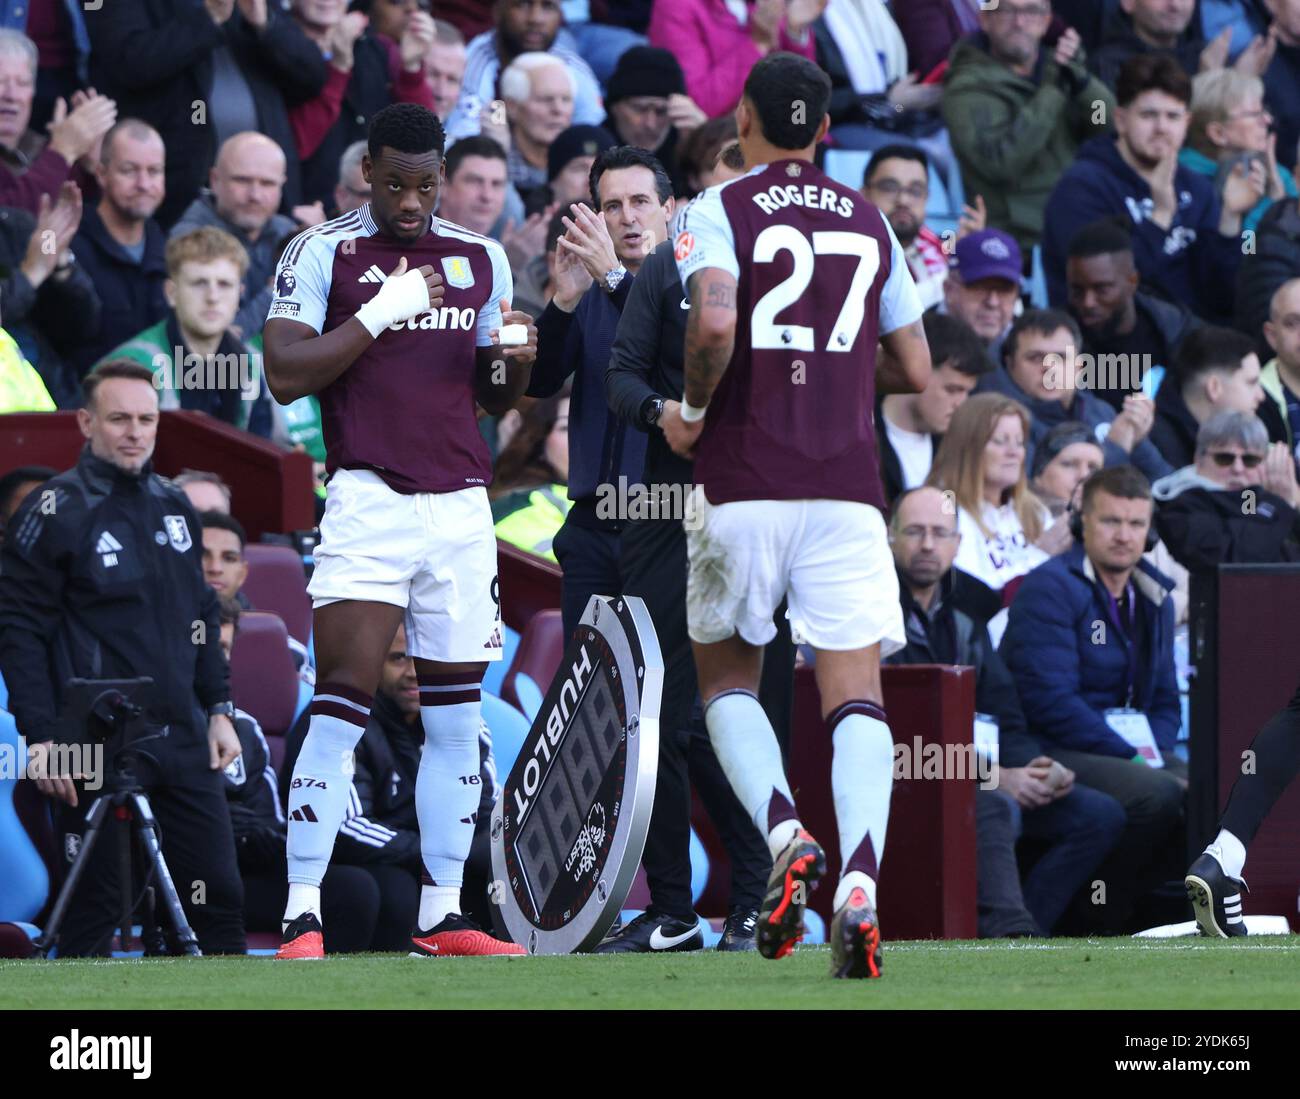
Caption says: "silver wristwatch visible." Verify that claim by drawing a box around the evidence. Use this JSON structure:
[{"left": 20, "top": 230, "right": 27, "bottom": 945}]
[{"left": 602, "top": 265, "right": 627, "bottom": 293}]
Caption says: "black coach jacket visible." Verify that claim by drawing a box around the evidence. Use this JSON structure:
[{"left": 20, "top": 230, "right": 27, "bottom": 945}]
[{"left": 0, "top": 445, "right": 228, "bottom": 743}]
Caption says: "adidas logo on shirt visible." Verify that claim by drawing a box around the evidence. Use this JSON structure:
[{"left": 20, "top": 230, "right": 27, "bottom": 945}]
[
  {"left": 357, "top": 265, "right": 387, "bottom": 284},
  {"left": 290, "top": 805, "right": 319, "bottom": 823},
  {"left": 96, "top": 531, "right": 123, "bottom": 568}
]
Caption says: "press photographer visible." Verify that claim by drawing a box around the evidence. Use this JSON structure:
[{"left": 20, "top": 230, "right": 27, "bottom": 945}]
[{"left": 0, "top": 360, "right": 245, "bottom": 956}]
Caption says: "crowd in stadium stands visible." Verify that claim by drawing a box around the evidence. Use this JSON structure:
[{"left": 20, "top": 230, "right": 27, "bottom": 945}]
[{"left": 3, "top": 0, "right": 1300, "bottom": 947}]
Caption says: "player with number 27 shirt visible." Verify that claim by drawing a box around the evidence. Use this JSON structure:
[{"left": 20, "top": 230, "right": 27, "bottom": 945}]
[{"left": 662, "top": 53, "right": 932, "bottom": 980}]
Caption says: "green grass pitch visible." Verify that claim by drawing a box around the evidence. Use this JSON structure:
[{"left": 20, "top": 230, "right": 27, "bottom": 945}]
[{"left": 4, "top": 938, "right": 1300, "bottom": 1010}]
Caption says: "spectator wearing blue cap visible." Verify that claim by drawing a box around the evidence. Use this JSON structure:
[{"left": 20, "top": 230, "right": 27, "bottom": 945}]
[{"left": 942, "top": 227, "right": 1023, "bottom": 363}]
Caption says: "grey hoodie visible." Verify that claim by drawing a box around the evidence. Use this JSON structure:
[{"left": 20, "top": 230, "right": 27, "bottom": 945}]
[{"left": 1152, "top": 464, "right": 1222, "bottom": 502}]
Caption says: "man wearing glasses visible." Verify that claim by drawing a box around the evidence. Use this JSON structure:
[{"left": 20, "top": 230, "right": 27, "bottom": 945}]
[
  {"left": 887, "top": 485, "right": 1124, "bottom": 937},
  {"left": 861, "top": 145, "right": 987, "bottom": 313},
  {"left": 943, "top": 0, "right": 1113, "bottom": 256},
  {"left": 1153, "top": 409, "right": 1300, "bottom": 570}
]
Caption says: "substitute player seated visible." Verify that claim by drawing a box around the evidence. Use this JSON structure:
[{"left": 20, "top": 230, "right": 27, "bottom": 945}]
[
  {"left": 262, "top": 103, "right": 537, "bottom": 959},
  {"left": 662, "top": 53, "right": 932, "bottom": 979}
]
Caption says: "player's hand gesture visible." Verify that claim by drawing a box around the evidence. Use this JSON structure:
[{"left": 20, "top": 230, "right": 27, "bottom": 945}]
[
  {"left": 558, "top": 202, "right": 619, "bottom": 284},
  {"left": 390, "top": 256, "right": 444, "bottom": 313},
  {"left": 661, "top": 401, "right": 703, "bottom": 458},
  {"left": 491, "top": 298, "right": 537, "bottom": 364}
]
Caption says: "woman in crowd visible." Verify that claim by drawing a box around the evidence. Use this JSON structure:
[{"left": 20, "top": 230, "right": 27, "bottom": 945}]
[
  {"left": 648, "top": 0, "right": 822, "bottom": 119},
  {"left": 1181, "top": 67, "right": 1297, "bottom": 235},
  {"left": 926, "top": 393, "right": 1059, "bottom": 602}
]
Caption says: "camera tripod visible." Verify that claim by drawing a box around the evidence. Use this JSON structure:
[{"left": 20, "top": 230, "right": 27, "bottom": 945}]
[{"left": 34, "top": 683, "right": 202, "bottom": 958}]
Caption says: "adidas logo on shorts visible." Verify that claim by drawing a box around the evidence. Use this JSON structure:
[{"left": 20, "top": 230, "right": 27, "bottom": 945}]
[{"left": 483, "top": 628, "right": 503, "bottom": 649}]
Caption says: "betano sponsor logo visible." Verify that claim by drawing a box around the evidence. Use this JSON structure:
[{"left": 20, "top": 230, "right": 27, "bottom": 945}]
[{"left": 386, "top": 306, "right": 478, "bottom": 332}]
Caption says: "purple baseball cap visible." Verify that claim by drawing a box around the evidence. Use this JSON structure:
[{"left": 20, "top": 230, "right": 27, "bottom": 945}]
[{"left": 951, "top": 228, "right": 1023, "bottom": 284}]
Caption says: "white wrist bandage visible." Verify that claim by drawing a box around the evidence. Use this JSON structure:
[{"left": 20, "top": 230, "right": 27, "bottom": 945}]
[
  {"left": 354, "top": 268, "right": 431, "bottom": 338},
  {"left": 680, "top": 400, "right": 708, "bottom": 423}
]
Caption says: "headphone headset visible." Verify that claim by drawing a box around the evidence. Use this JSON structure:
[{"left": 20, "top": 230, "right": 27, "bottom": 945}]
[{"left": 1068, "top": 500, "right": 1159, "bottom": 552}]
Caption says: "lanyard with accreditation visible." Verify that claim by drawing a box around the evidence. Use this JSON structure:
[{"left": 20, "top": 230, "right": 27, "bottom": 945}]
[{"left": 1101, "top": 579, "right": 1163, "bottom": 768}]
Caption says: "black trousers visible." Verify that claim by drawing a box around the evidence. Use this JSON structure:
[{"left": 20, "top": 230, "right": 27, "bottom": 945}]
[
  {"left": 55, "top": 730, "right": 246, "bottom": 957},
  {"left": 1220, "top": 683, "right": 1300, "bottom": 847},
  {"left": 551, "top": 515, "right": 623, "bottom": 638},
  {"left": 620, "top": 514, "right": 788, "bottom": 920}
]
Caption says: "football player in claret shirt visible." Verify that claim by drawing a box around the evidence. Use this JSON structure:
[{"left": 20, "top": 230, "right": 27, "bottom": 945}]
[
  {"left": 262, "top": 103, "right": 537, "bottom": 959},
  {"left": 662, "top": 53, "right": 932, "bottom": 979}
]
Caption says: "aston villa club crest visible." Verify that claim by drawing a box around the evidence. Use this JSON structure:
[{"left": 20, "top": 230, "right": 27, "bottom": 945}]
[
  {"left": 163, "top": 515, "right": 192, "bottom": 553},
  {"left": 786, "top": 163, "right": 801, "bottom": 177},
  {"left": 276, "top": 267, "right": 296, "bottom": 298},
  {"left": 442, "top": 256, "right": 474, "bottom": 289}
]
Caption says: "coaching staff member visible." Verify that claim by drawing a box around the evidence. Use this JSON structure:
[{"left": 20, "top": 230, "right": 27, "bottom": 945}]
[{"left": 0, "top": 360, "right": 245, "bottom": 956}]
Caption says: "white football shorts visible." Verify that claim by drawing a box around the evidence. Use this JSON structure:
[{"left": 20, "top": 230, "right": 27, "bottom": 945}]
[
  {"left": 307, "top": 468, "right": 503, "bottom": 662},
  {"left": 685, "top": 486, "right": 905, "bottom": 655}
]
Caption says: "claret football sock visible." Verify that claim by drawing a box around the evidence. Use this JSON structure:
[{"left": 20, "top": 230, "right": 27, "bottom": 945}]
[
  {"left": 828, "top": 700, "right": 893, "bottom": 909},
  {"left": 285, "top": 681, "right": 372, "bottom": 925},
  {"left": 416, "top": 673, "right": 483, "bottom": 896},
  {"left": 704, "top": 688, "right": 800, "bottom": 860}
]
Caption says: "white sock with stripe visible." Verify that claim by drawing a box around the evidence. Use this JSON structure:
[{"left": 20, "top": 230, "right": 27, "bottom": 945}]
[
  {"left": 415, "top": 673, "right": 484, "bottom": 927},
  {"left": 704, "top": 689, "right": 801, "bottom": 860},
  {"left": 284, "top": 681, "right": 371, "bottom": 928},
  {"left": 828, "top": 700, "right": 893, "bottom": 912}
]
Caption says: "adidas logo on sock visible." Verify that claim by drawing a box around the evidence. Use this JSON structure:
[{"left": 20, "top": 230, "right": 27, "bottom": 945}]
[
  {"left": 290, "top": 805, "right": 319, "bottom": 822},
  {"left": 357, "top": 265, "right": 387, "bottom": 284}
]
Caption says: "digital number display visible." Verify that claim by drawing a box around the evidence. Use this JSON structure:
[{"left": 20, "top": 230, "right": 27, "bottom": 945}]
[{"left": 511, "top": 636, "right": 626, "bottom": 923}]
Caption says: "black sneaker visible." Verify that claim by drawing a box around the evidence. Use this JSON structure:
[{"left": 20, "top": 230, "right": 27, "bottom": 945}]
[
  {"left": 1185, "top": 851, "right": 1248, "bottom": 938},
  {"left": 592, "top": 910, "right": 704, "bottom": 954},
  {"left": 756, "top": 829, "right": 826, "bottom": 960},
  {"left": 830, "top": 885, "right": 882, "bottom": 979},
  {"left": 717, "top": 908, "right": 759, "bottom": 951}
]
